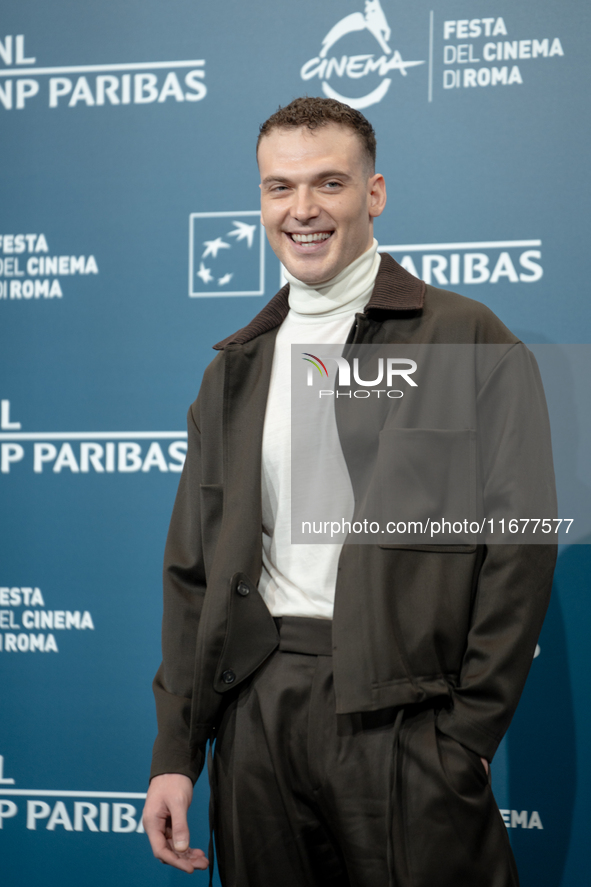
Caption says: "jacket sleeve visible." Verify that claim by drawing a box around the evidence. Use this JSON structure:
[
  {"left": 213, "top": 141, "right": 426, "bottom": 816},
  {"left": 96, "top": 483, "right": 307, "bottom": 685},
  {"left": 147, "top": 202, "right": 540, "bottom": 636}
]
[
  {"left": 436, "top": 345, "right": 557, "bottom": 760},
  {"left": 150, "top": 400, "right": 208, "bottom": 784}
]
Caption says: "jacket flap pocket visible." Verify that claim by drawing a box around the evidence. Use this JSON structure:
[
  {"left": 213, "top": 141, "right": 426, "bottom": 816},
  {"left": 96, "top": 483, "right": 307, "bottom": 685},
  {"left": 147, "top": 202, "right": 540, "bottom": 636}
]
[{"left": 378, "top": 428, "right": 480, "bottom": 546}]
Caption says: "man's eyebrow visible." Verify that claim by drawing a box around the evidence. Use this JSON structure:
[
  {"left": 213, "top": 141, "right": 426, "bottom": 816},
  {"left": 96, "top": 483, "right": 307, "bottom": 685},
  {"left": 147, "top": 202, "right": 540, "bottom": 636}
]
[
  {"left": 261, "top": 170, "right": 353, "bottom": 186},
  {"left": 315, "top": 170, "right": 352, "bottom": 181},
  {"left": 261, "top": 175, "right": 291, "bottom": 186}
]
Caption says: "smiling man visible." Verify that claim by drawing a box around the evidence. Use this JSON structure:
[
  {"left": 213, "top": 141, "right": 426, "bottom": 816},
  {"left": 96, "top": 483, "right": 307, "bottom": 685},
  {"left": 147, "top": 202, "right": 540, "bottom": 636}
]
[
  {"left": 258, "top": 113, "right": 384, "bottom": 284},
  {"left": 143, "top": 97, "right": 555, "bottom": 887}
]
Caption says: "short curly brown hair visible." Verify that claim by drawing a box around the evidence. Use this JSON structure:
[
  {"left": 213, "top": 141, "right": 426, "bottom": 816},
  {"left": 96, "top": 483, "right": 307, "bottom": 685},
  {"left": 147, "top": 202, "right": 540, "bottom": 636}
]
[{"left": 257, "top": 96, "right": 376, "bottom": 171}]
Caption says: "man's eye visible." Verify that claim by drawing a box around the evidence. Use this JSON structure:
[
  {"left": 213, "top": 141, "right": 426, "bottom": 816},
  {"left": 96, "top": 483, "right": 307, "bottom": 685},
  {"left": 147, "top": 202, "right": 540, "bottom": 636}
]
[{"left": 325, "top": 181, "right": 341, "bottom": 189}]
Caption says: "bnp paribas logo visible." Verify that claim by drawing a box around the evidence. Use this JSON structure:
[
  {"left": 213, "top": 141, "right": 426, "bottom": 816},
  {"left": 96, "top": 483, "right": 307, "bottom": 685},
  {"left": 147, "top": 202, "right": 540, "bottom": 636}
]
[
  {"left": 188, "top": 211, "right": 265, "bottom": 297},
  {"left": 300, "top": 1, "right": 424, "bottom": 110}
]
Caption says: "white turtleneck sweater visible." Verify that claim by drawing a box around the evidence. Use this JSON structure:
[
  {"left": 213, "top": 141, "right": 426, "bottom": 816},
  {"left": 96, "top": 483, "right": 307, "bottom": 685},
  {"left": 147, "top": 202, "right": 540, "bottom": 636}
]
[{"left": 257, "top": 239, "right": 381, "bottom": 619}]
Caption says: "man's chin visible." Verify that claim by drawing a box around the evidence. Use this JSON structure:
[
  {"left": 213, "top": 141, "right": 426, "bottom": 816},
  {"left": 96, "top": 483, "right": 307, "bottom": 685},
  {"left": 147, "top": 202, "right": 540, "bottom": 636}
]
[{"left": 281, "top": 256, "right": 337, "bottom": 287}]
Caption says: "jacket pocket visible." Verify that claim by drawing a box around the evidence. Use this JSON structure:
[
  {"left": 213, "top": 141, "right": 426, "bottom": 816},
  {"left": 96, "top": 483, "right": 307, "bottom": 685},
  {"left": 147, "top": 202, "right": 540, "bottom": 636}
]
[
  {"left": 377, "top": 428, "right": 479, "bottom": 548},
  {"left": 435, "top": 724, "right": 490, "bottom": 795}
]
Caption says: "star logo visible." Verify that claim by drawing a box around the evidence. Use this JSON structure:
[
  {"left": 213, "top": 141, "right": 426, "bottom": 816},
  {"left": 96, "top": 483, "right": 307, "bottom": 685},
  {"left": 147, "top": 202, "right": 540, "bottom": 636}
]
[
  {"left": 202, "top": 237, "right": 231, "bottom": 259},
  {"left": 227, "top": 221, "right": 257, "bottom": 249},
  {"left": 218, "top": 273, "right": 233, "bottom": 286},
  {"left": 196, "top": 262, "right": 214, "bottom": 284}
]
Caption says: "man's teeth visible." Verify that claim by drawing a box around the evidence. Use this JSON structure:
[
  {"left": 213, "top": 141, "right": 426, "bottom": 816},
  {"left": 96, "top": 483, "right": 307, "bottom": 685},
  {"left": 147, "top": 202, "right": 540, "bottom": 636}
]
[{"left": 291, "top": 232, "right": 332, "bottom": 243}]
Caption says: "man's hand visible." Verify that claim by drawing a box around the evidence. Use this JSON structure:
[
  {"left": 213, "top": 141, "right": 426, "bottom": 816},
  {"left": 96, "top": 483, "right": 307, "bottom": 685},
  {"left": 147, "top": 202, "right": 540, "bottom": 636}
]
[
  {"left": 143, "top": 773, "right": 209, "bottom": 874},
  {"left": 480, "top": 757, "right": 489, "bottom": 776}
]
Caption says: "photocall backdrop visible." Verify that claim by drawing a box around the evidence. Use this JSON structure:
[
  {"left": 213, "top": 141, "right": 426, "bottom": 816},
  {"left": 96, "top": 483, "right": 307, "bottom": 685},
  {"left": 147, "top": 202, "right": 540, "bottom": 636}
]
[{"left": 1, "top": 1, "right": 589, "bottom": 885}]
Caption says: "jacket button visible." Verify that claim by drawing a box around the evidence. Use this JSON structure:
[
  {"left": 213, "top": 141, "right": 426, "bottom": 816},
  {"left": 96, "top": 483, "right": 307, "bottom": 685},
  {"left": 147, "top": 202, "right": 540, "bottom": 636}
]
[
  {"left": 236, "top": 582, "right": 250, "bottom": 597},
  {"left": 222, "top": 669, "right": 236, "bottom": 684}
]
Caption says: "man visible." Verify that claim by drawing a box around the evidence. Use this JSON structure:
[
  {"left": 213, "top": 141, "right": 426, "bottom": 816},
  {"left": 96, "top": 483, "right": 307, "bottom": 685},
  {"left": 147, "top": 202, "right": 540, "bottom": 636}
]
[{"left": 143, "top": 97, "right": 556, "bottom": 886}]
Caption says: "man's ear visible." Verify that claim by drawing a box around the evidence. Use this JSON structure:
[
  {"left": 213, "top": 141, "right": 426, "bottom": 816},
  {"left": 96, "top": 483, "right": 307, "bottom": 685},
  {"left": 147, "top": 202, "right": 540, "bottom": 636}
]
[{"left": 368, "top": 173, "right": 387, "bottom": 219}]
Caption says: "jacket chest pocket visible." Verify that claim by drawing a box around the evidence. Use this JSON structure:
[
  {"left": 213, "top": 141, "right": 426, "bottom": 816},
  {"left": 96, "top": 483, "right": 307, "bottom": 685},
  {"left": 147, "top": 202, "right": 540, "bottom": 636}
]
[{"left": 376, "top": 428, "right": 479, "bottom": 549}]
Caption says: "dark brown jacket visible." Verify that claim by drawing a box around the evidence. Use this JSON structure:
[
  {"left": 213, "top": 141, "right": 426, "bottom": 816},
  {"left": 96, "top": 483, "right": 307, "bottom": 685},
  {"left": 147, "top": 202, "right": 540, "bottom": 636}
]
[{"left": 150, "top": 253, "right": 556, "bottom": 783}]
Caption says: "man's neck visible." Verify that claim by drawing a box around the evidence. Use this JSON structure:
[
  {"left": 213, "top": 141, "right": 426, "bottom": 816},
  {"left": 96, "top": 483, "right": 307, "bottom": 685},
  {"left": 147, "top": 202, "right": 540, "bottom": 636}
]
[{"left": 284, "top": 239, "right": 380, "bottom": 317}]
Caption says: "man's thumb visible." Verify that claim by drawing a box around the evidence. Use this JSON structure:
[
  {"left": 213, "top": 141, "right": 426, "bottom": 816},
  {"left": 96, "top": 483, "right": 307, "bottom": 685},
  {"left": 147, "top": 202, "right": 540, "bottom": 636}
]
[{"left": 171, "top": 811, "right": 190, "bottom": 852}]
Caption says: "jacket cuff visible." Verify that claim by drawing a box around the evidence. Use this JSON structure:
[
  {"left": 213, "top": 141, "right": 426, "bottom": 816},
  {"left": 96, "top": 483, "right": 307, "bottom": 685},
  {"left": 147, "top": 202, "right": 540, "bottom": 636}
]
[
  {"left": 150, "top": 734, "right": 206, "bottom": 785},
  {"left": 435, "top": 706, "right": 501, "bottom": 761}
]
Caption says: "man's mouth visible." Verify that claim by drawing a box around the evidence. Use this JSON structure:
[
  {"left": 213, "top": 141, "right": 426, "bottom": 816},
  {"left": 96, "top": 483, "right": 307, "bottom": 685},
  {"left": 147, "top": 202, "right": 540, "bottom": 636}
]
[{"left": 288, "top": 232, "right": 333, "bottom": 244}]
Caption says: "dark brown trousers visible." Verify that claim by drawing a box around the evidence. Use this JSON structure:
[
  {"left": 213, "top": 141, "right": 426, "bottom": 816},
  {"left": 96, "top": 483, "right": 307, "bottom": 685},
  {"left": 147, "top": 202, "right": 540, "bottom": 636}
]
[{"left": 213, "top": 617, "right": 518, "bottom": 887}]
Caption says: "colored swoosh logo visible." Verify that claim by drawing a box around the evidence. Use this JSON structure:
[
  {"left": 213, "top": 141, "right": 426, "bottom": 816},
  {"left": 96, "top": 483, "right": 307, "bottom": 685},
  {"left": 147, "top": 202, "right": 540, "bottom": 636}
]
[{"left": 302, "top": 352, "right": 329, "bottom": 376}]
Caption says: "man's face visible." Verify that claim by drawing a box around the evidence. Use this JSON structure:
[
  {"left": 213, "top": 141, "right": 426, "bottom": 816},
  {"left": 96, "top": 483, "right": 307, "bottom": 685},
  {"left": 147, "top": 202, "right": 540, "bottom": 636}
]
[{"left": 258, "top": 124, "right": 386, "bottom": 286}]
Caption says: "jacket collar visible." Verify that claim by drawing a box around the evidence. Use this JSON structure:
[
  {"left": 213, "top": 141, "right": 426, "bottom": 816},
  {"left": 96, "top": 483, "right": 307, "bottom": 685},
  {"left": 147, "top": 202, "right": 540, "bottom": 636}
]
[{"left": 213, "top": 252, "right": 425, "bottom": 350}]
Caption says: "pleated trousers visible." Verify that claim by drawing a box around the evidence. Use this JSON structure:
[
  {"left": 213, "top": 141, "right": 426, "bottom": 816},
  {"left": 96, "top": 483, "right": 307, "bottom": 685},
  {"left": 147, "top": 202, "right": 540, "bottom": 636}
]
[{"left": 212, "top": 616, "right": 518, "bottom": 887}]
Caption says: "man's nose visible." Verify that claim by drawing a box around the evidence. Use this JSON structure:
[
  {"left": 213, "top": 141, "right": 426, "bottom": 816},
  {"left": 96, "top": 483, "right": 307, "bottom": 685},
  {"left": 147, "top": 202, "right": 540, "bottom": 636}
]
[{"left": 291, "top": 187, "right": 320, "bottom": 223}]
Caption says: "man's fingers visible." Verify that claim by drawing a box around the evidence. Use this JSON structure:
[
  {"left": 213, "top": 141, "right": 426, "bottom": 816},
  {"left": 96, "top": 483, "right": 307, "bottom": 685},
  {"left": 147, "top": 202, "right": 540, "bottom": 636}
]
[
  {"left": 144, "top": 816, "right": 171, "bottom": 859},
  {"left": 148, "top": 828, "right": 208, "bottom": 872},
  {"left": 169, "top": 843, "right": 209, "bottom": 870},
  {"left": 159, "top": 844, "right": 207, "bottom": 873},
  {"left": 187, "top": 849, "right": 209, "bottom": 870}
]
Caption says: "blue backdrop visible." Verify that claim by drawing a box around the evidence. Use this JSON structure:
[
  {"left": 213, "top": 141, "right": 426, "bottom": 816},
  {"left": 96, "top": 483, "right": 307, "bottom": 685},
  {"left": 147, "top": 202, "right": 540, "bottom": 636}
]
[{"left": 1, "top": 2, "right": 589, "bottom": 885}]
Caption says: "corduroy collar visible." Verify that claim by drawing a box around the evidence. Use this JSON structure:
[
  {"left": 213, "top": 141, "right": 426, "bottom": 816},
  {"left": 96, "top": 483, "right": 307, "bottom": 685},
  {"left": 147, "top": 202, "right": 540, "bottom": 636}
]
[{"left": 213, "top": 251, "right": 425, "bottom": 350}]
